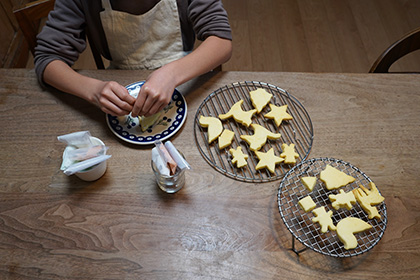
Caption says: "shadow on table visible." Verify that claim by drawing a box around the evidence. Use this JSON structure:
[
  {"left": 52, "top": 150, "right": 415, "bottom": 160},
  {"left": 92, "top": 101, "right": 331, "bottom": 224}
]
[{"left": 268, "top": 189, "right": 369, "bottom": 273}]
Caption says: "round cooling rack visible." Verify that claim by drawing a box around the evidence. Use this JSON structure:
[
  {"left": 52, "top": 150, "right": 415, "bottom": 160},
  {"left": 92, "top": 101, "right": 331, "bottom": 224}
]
[
  {"left": 194, "top": 81, "right": 313, "bottom": 182},
  {"left": 278, "top": 158, "right": 387, "bottom": 258}
]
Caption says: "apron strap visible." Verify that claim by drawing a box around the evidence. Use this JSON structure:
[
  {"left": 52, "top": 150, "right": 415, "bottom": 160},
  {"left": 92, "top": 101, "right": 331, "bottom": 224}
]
[{"left": 101, "top": 0, "right": 112, "bottom": 11}]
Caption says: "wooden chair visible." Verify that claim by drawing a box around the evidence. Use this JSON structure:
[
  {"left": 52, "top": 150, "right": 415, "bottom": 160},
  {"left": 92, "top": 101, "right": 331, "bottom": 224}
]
[
  {"left": 369, "top": 27, "right": 420, "bottom": 73},
  {"left": 13, "top": 0, "right": 104, "bottom": 69}
]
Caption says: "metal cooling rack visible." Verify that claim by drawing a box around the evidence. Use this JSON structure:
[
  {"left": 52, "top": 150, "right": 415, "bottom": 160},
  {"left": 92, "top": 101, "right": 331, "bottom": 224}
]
[
  {"left": 194, "top": 81, "right": 313, "bottom": 182},
  {"left": 278, "top": 158, "right": 387, "bottom": 258}
]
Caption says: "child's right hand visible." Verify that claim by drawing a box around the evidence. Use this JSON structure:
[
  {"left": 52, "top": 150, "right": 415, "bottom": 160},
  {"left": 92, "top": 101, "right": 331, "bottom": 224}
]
[{"left": 94, "top": 81, "right": 136, "bottom": 116}]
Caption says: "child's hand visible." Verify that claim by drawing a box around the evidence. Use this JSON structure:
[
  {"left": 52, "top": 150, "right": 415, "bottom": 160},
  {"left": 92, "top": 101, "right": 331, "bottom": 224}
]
[
  {"left": 131, "top": 66, "right": 177, "bottom": 117},
  {"left": 94, "top": 81, "right": 136, "bottom": 116}
]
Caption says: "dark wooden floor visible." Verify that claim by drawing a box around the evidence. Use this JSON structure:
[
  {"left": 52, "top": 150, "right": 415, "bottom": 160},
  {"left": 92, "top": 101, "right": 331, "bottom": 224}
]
[{"left": 27, "top": 0, "right": 420, "bottom": 73}]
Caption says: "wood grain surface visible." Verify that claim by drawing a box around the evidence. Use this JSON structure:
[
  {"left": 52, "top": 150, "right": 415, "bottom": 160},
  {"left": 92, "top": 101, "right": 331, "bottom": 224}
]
[{"left": 0, "top": 69, "right": 419, "bottom": 279}]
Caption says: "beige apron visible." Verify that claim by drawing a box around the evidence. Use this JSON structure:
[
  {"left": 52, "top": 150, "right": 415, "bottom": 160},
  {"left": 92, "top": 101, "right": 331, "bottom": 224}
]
[{"left": 100, "top": 0, "right": 187, "bottom": 70}]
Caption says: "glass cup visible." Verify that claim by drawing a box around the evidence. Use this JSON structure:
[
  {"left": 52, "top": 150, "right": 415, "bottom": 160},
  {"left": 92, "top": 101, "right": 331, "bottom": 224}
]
[{"left": 151, "top": 152, "right": 186, "bottom": 193}]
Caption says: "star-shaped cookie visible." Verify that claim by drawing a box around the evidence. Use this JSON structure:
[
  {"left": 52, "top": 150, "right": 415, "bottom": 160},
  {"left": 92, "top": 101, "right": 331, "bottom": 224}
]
[
  {"left": 249, "top": 88, "right": 273, "bottom": 113},
  {"left": 264, "top": 104, "right": 293, "bottom": 127},
  {"left": 240, "top": 124, "right": 281, "bottom": 151},
  {"left": 219, "top": 100, "right": 257, "bottom": 127},
  {"left": 229, "top": 146, "right": 249, "bottom": 168},
  {"left": 254, "top": 148, "right": 284, "bottom": 174}
]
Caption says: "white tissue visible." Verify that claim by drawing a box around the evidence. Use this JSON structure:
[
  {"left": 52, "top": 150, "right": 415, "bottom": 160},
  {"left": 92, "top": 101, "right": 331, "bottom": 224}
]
[
  {"left": 57, "top": 131, "right": 93, "bottom": 148},
  {"left": 63, "top": 155, "right": 112, "bottom": 175},
  {"left": 164, "top": 141, "right": 191, "bottom": 170}
]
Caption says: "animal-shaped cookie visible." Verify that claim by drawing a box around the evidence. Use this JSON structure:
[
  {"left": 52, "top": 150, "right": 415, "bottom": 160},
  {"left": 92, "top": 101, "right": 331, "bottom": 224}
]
[
  {"left": 240, "top": 124, "right": 281, "bottom": 151},
  {"left": 264, "top": 104, "right": 293, "bottom": 127},
  {"left": 329, "top": 189, "right": 357, "bottom": 210},
  {"left": 299, "top": 196, "right": 317, "bottom": 212},
  {"left": 353, "top": 182, "right": 384, "bottom": 219},
  {"left": 319, "top": 165, "right": 356, "bottom": 190},
  {"left": 280, "top": 143, "right": 299, "bottom": 164},
  {"left": 301, "top": 176, "right": 317, "bottom": 192},
  {"left": 254, "top": 148, "right": 284, "bottom": 174},
  {"left": 199, "top": 116, "right": 223, "bottom": 144},
  {"left": 249, "top": 88, "right": 272, "bottom": 113},
  {"left": 312, "top": 206, "right": 336, "bottom": 233},
  {"left": 218, "top": 129, "right": 235, "bottom": 149},
  {"left": 336, "top": 217, "right": 372, "bottom": 250},
  {"left": 219, "top": 100, "right": 257, "bottom": 127},
  {"left": 229, "top": 146, "right": 248, "bottom": 168}
]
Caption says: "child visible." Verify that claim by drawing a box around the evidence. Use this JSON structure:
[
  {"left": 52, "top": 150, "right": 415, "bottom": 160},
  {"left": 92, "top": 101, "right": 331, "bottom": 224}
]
[{"left": 34, "top": 0, "right": 232, "bottom": 117}]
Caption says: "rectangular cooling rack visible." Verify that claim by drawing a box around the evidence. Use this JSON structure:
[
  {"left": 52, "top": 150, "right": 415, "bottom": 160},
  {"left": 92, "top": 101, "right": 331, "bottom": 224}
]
[{"left": 194, "top": 81, "right": 313, "bottom": 182}]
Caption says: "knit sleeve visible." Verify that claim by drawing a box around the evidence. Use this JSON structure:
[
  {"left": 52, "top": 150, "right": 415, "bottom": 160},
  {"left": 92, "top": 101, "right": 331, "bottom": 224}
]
[
  {"left": 188, "top": 0, "right": 232, "bottom": 41},
  {"left": 34, "top": 0, "right": 87, "bottom": 87}
]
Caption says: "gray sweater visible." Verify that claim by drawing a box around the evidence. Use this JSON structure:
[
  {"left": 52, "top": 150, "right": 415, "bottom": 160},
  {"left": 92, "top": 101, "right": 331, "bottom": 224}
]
[{"left": 34, "top": 0, "right": 232, "bottom": 85}]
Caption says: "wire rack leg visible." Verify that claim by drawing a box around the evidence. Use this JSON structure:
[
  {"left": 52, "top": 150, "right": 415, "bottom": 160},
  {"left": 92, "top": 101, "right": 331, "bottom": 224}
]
[{"left": 291, "top": 236, "right": 307, "bottom": 255}]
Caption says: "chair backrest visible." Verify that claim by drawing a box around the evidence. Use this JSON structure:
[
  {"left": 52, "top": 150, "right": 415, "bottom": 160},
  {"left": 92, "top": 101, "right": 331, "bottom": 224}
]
[
  {"left": 369, "top": 27, "right": 420, "bottom": 73},
  {"left": 13, "top": 0, "right": 104, "bottom": 69}
]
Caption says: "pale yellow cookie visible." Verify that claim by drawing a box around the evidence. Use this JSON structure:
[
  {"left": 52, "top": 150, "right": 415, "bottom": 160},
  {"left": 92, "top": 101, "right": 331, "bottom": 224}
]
[
  {"left": 280, "top": 143, "right": 299, "bottom": 164},
  {"left": 199, "top": 116, "right": 223, "bottom": 144},
  {"left": 254, "top": 148, "right": 284, "bottom": 174},
  {"left": 240, "top": 124, "right": 281, "bottom": 151},
  {"left": 218, "top": 129, "right": 235, "bottom": 149},
  {"left": 229, "top": 146, "right": 249, "bottom": 168},
  {"left": 319, "top": 165, "right": 356, "bottom": 190},
  {"left": 249, "top": 88, "right": 273, "bottom": 113},
  {"left": 336, "top": 217, "right": 372, "bottom": 250},
  {"left": 329, "top": 189, "right": 356, "bottom": 210},
  {"left": 219, "top": 100, "right": 257, "bottom": 127},
  {"left": 312, "top": 206, "right": 336, "bottom": 233},
  {"left": 140, "top": 111, "right": 162, "bottom": 132},
  {"left": 264, "top": 104, "right": 293, "bottom": 127},
  {"left": 353, "top": 182, "right": 384, "bottom": 220},
  {"left": 301, "top": 176, "right": 317, "bottom": 192},
  {"left": 299, "top": 196, "right": 317, "bottom": 212}
]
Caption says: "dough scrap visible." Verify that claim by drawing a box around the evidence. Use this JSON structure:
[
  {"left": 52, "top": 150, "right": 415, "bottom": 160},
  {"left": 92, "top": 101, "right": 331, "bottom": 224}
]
[
  {"left": 218, "top": 129, "right": 235, "bottom": 149},
  {"left": 240, "top": 124, "right": 281, "bottom": 151},
  {"left": 336, "top": 217, "right": 372, "bottom": 250},
  {"left": 219, "top": 100, "right": 257, "bottom": 127},
  {"left": 353, "top": 182, "right": 384, "bottom": 220},
  {"left": 320, "top": 165, "right": 356, "bottom": 190},
  {"left": 199, "top": 116, "right": 223, "bottom": 144},
  {"left": 254, "top": 148, "right": 284, "bottom": 174},
  {"left": 280, "top": 143, "right": 299, "bottom": 164},
  {"left": 229, "top": 146, "right": 249, "bottom": 168},
  {"left": 312, "top": 206, "right": 336, "bottom": 233},
  {"left": 264, "top": 104, "right": 293, "bottom": 127},
  {"left": 329, "top": 189, "right": 356, "bottom": 210},
  {"left": 249, "top": 88, "right": 273, "bottom": 113},
  {"left": 301, "top": 176, "right": 317, "bottom": 192},
  {"left": 299, "top": 196, "right": 317, "bottom": 212}
]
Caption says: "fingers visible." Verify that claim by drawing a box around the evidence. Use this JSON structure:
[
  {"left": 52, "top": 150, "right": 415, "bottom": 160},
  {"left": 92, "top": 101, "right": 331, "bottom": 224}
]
[
  {"left": 131, "top": 85, "right": 172, "bottom": 117},
  {"left": 98, "top": 81, "right": 135, "bottom": 116}
]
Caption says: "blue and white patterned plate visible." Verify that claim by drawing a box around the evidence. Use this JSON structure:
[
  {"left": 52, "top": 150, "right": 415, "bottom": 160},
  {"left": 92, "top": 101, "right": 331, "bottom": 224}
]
[{"left": 106, "top": 81, "right": 187, "bottom": 145}]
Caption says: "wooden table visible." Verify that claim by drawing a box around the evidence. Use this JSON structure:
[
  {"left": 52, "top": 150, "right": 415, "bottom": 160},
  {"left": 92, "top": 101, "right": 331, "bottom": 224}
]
[{"left": 1, "top": 69, "right": 419, "bottom": 279}]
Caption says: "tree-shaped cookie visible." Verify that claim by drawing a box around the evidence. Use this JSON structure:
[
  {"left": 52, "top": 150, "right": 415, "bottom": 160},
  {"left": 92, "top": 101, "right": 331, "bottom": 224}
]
[
  {"left": 219, "top": 100, "right": 257, "bottom": 127},
  {"left": 199, "top": 116, "right": 223, "bottom": 144},
  {"left": 336, "top": 217, "right": 372, "bottom": 250},
  {"left": 218, "top": 129, "right": 235, "bottom": 149},
  {"left": 264, "top": 104, "right": 293, "bottom": 127},
  {"left": 229, "top": 146, "right": 249, "bottom": 168},
  {"left": 240, "top": 124, "right": 281, "bottom": 151},
  {"left": 353, "top": 182, "right": 384, "bottom": 219},
  {"left": 249, "top": 88, "right": 272, "bottom": 113},
  {"left": 312, "top": 206, "right": 336, "bottom": 233},
  {"left": 319, "top": 164, "right": 356, "bottom": 190},
  {"left": 329, "top": 189, "right": 356, "bottom": 210},
  {"left": 254, "top": 148, "right": 284, "bottom": 174},
  {"left": 280, "top": 143, "right": 299, "bottom": 164}
]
